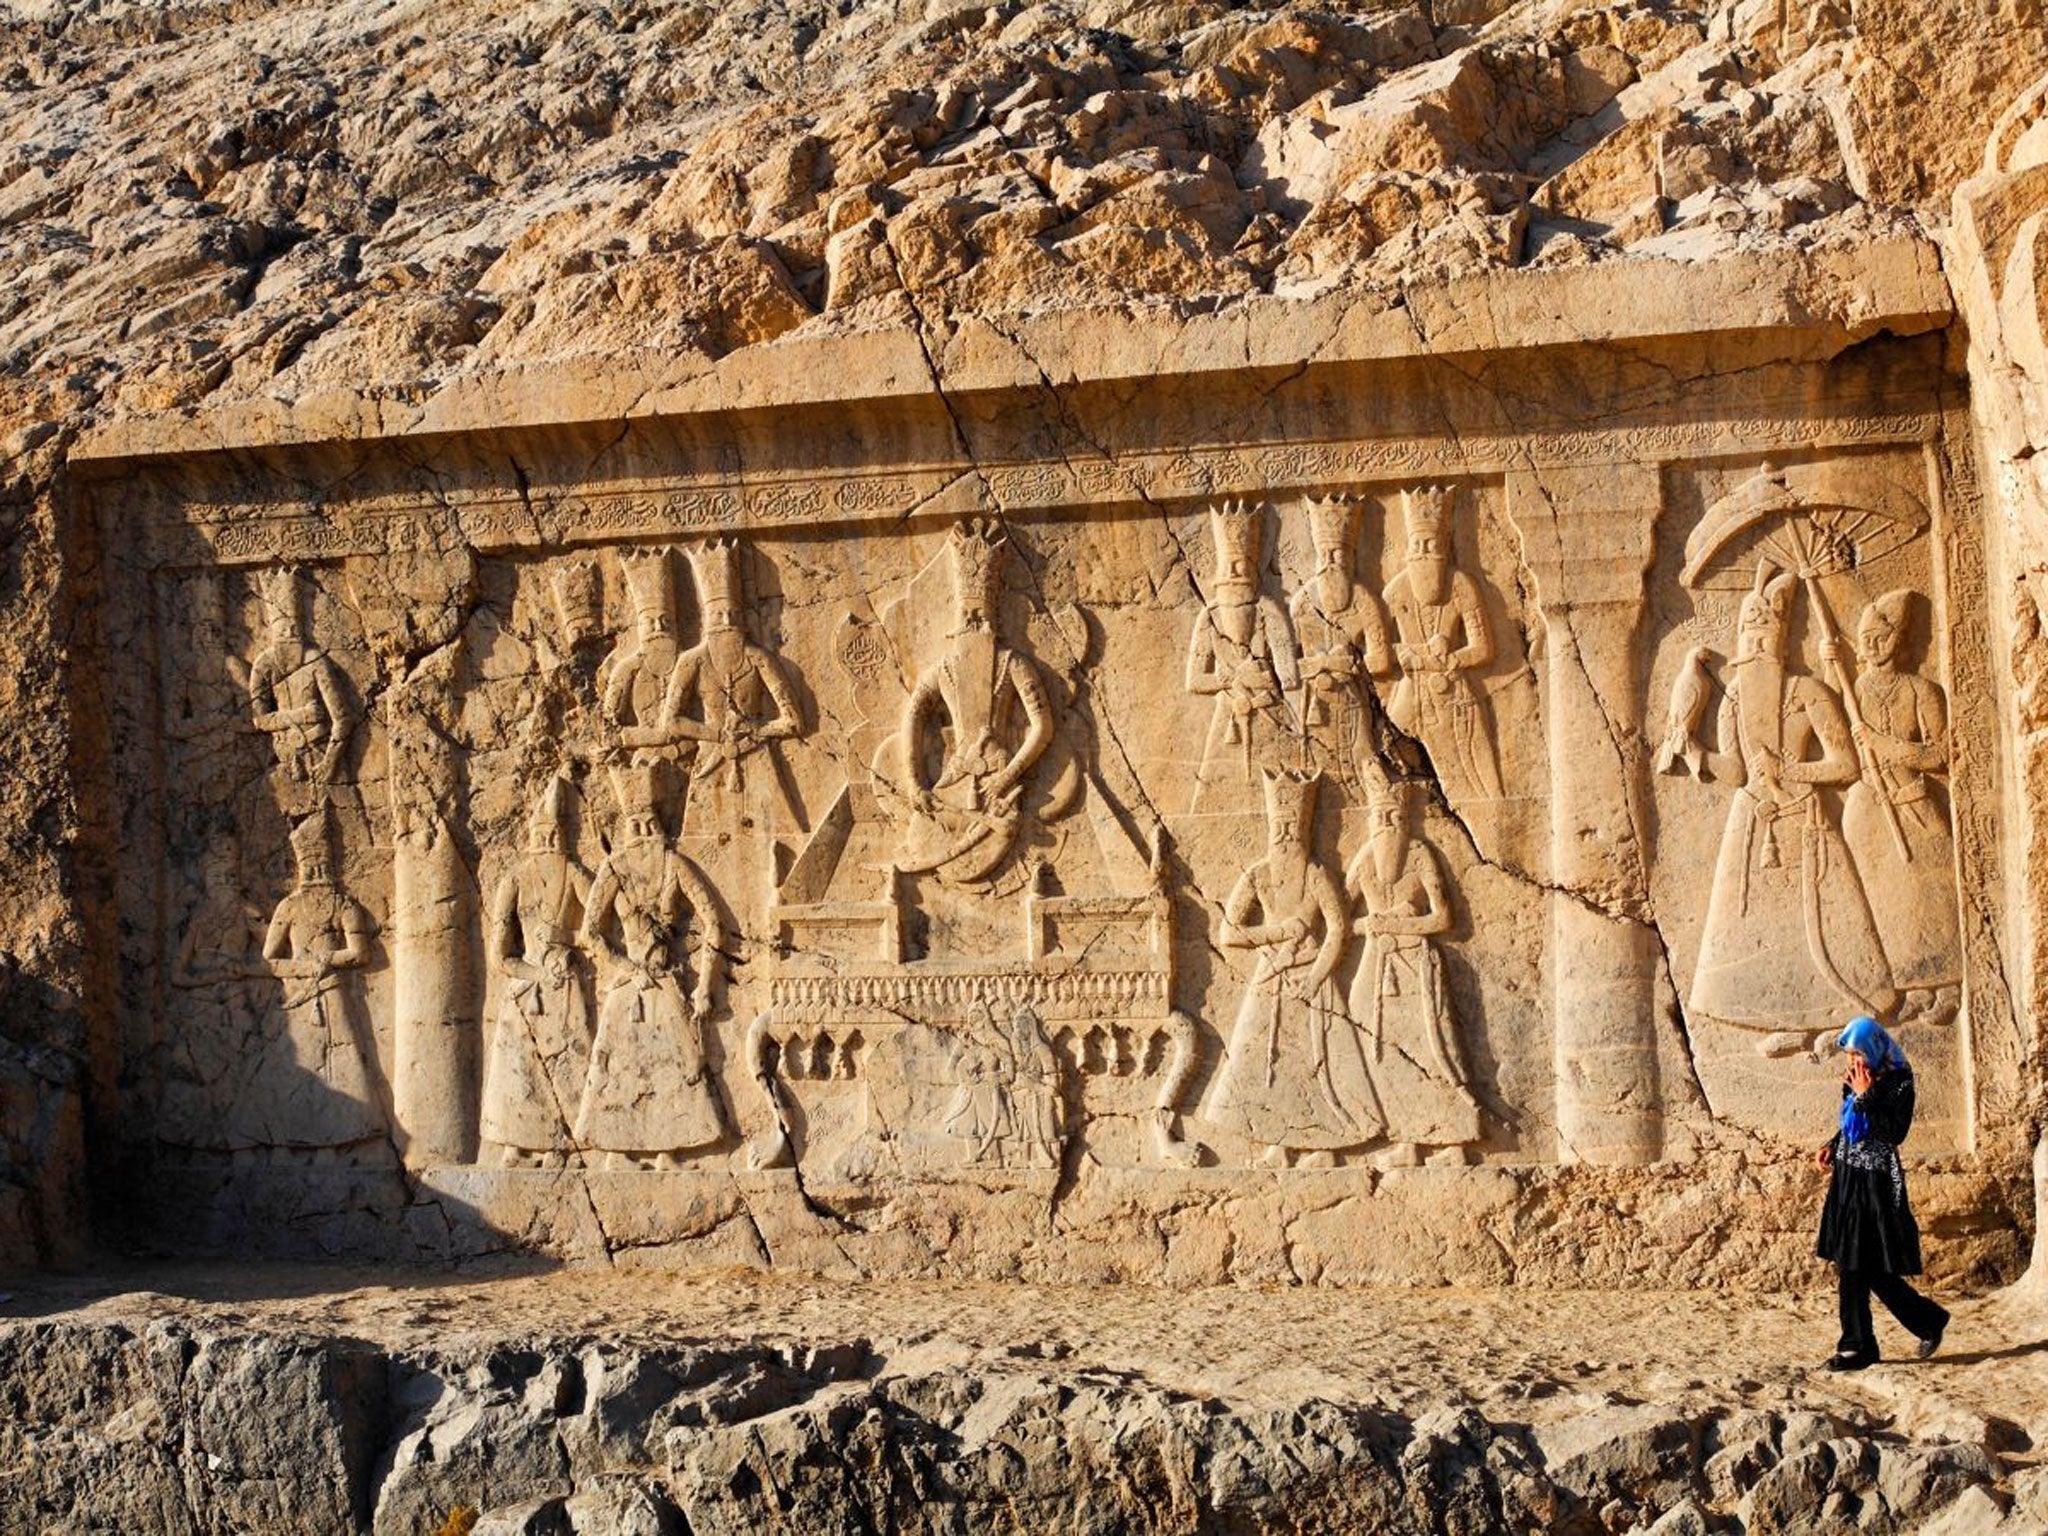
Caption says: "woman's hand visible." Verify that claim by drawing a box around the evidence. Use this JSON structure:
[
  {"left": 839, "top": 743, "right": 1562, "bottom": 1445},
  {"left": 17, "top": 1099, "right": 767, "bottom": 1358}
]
[
  {"left": 1846, "top": 1054, "right": 1875, "bottom": 1097},
  {"left": 1814, "top": 1141, "right": 1834, "bottom": 1171}
]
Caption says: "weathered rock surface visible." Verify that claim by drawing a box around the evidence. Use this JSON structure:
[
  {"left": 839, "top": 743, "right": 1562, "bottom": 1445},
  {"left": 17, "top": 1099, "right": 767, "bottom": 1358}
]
[{"left": 6, "top": 1267, "right": 2047, "bottom": 1535}]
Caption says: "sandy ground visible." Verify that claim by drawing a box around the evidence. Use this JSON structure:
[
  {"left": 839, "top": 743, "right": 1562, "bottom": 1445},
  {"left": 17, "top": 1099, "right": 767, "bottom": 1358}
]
[{"left": 6, "top": 1262, "right": 2047, "bottom": 1458}]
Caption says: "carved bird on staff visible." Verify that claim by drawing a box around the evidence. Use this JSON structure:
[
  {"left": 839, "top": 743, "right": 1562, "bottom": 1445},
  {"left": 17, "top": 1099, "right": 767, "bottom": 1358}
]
[{"left": 1656, "top": 646, "right": 1714, "bottom": 777}]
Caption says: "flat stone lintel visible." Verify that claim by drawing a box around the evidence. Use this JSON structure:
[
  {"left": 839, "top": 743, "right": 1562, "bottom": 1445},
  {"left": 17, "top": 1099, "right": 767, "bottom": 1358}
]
[{"left": 71, "top": 237, "right": 1953, "bottom": 466}]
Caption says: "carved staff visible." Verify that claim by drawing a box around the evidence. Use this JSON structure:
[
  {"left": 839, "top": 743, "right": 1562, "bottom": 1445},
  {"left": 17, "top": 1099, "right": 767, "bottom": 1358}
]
[{"left": 1798, "top": 568, "right": 1911, "bottom": 863}]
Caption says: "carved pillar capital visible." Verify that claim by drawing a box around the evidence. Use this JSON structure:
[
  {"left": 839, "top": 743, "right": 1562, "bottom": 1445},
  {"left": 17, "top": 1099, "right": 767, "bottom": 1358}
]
[{"left": 1509, "top": 464, "right": 1660, "bottom": 620}]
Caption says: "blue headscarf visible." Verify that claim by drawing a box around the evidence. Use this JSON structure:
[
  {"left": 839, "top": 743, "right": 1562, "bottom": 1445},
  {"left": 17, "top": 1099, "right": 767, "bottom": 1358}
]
[{"left": 1837, "top": 1014, "right": 1908, "bottom": 1143}]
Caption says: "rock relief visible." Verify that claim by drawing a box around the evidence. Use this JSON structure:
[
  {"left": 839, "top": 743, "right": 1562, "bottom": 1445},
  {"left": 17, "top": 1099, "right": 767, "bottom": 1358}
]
[{"left": 112, "top": 414, "right": 1989, "bottom": 1256}]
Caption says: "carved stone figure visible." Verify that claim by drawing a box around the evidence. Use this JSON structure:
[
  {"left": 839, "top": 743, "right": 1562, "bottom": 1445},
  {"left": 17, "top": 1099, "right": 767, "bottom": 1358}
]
[
  {"left": 574, "top": 765, "right": 728, "bottom": 1165},
  {"left": 246, "top": 566, "right": 353, "bottom": 807},
  {"left": 1187, "top": 499, "right": 1300, "bottom": 812},
  {"left": 624, "top": 537, "right": 805, "bottom": 833},
  {"left": 941, "top": 999, "right": 1064, "bottom": 1169},
  {"left": 1345, "top": 779, "right": 1480, "bottom": 1165},
  {"left": 160, "top": 837, "right": 267, "bottom": 1153},
  {"left": 1835, "top": 590, "right": 1961, "bottom": 1016},
  {"left": 245, "top": 809, "right": 383, "bottom": 1155},
  {"left": 1687, "top": 562, "right": 1895, "bottom": 1034},
  {"left": 1203, "top": 770, "right": 1381, "bottom": 1164},
  {"left": 481, "top": 777, "right": 593, "bottom": 1165},
  {"left": 892, "top": 519, "right": 1054, "bottom": 886},
  {"left": 600, "top": 546, "right": 681, "bottom": 743},
  {"left": 1375, "top": 485, "right": 1502, "bottom": 801},
  {"left": 1291, "top": 494, "right": 1389, "bottom": 798}
]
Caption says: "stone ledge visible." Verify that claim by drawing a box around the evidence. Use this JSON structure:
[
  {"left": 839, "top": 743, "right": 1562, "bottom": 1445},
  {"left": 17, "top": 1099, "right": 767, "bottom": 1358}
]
[{"left": 69, "top": 238, "right": 1952, "bottom": 466}]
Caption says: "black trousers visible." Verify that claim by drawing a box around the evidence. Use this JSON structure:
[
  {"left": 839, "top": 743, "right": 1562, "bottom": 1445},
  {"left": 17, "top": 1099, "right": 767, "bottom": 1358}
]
[{"left": 1837, "top": 1267, "right": 1948, "bottom": 1357}]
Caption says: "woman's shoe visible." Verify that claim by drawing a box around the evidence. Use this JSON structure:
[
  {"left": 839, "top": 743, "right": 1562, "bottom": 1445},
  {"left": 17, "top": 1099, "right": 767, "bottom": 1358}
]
[
  {"left": 1825, "top": 1350, "right": 1879, "bottom": 1372},
  {"left": 1916, "top": 1319, "right": 1948, "bottom": 1359}
]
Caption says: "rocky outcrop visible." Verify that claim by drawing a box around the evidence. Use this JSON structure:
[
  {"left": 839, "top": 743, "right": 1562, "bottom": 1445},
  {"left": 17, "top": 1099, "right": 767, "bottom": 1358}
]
[{"left": 1, "top": 1315, "right": 2038, "bottom": 1536}]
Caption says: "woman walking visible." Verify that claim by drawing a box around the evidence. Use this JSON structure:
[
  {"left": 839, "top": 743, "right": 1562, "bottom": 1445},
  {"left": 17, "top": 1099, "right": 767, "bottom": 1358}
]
[{"left": 1815, "top": 1014, "right": 1950, "bottom": 1370}]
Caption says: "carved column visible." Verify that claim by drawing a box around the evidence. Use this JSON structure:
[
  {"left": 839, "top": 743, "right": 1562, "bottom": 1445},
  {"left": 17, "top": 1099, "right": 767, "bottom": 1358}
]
[
  {"left": 1951, "top": 73, "right": 2048, "bottom": 1278},
  {"left": 350, "top": 544, "right": 480, "bottom": 1165},
  {"left": 1510, "top": 464, "right": 1663, "bottom": 1164}
]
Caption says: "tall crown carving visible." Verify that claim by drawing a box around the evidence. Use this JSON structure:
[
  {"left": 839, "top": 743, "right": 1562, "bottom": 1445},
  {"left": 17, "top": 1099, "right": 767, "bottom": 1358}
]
[
  {"left": 949, "top": 518, "right": 1007, "bottom": 604},
  {"left": 1210, "top": 498, "right": 1263, "bottom": 579},
  {"left": 1306, "top": 494, "right": 1355, "bottom": 560},
  {"left": 1401, "top": 484, "right": 1453, "bottom": 543},
  {"left": 618, "top": 546, "right": 674, "bottom": 624},
  {"left": 551, "top": 558, "right": 603, "bottom": 644},
  {"left": 1262, "top": 767, "right": 1320, "bottom": 842},
  {"left": 691, "top": 537, "right": 744, "bottom": 617}
]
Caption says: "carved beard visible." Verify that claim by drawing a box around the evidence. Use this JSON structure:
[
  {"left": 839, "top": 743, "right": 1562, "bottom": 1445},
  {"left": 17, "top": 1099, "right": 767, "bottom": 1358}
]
[
  {"left": 1407, "top": 555, "right": 1449, "bottom": 605},
  {"left": 1737, "top": 612, "right": 1785, "bottom": 662},
  {"left": 1216, "top": 591, "right": 1255, "bottom": 644},
  {"left": 1317, "top": 565, "right": 1351, "bottom": 613},
  {"left": 1372, "top": 825, "right": 1408, "bottom": 886}
]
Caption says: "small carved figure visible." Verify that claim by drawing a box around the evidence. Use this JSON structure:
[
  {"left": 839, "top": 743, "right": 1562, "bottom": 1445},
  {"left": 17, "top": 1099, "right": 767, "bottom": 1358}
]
[
  {"left": 893, "top": 520, "right": 1055, "bottom": 886},
  {"left": 1685, "top": 561, "right": 1895, "bottom": 1033},
  {"left": 1834, "top": 590, "right": 1960, "bottom": 1014},
  {"left": 246, "top": 809, "right": 383, "bottom": 1155},
  {"left": 481, "top": 777, "right": 593, "bottom": 1165},
  {"left": 1187, "top": 500, "right": 1300, "bottom": 812},
  {"left": 574, "top": 765, "right": 729, "bottom": 1166},
  {"left": 160, "top": 837, "right": 268, "bottom": 1153},
  {"left": 600, "top": 547, "right": 681, "bottom": 742},
  {"left": 1291, "top": 494, "right": 1390, "bottom": 798},
  {"left": 246, "top": 566, "right": 354, "bottom": 803},
  {"left": 941, "top": 999, "right": 1064, "bottom": 1169},
  {"left": 1374, "top": 486, "right": 1502, "bottom": 801},
  {"left": 1655, "top": 646, "right": 1715, "bottom": 777},
  {"left": 1204, "top": 770, "right": 1382, "bottom": 1163},
  {"left": 1345, "top": 779, "right": 1480, "bottom": 1165},
  {"left": 624, "top": 538, "right": 805, "bottom": 832}
]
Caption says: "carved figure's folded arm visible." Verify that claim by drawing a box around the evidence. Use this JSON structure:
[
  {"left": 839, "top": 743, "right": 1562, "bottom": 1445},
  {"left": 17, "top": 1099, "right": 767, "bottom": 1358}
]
[
  {"left": 990, "top": 656, "right": 1053, "bottom": 796},
  {"left": 1784, "top": 690, "right": 1859, "bottom": 786}
]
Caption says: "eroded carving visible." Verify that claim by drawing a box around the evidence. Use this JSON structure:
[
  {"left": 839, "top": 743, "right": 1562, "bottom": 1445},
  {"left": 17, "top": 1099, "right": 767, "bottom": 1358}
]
[
  {"left": 1375, "top": 486, "right": 1502, "bottom": 802},
  {"left": 623, "top": 537, "right": 807, "bottom": 834},
  {"left": 246, "top": 565, "right": 354, "bottom": 810},
  {"left": 1203, "top": 769, "right": 1378, "bottom": 1164},
  {"left": 248, "top": 809, "right": 384, "bottom": 1156},
  {"left": 887, "top": 519, "right": 1055, "bottom": 887},
  {"left": 1839, "top": 589, "right": 1960, "bottom": 1024},
  {"left": 1291, "top": 494, "right": 1388, "bottom": 799},
  {"left": 574, "top": 766, "right": 729, "bottom": 1166},
  {"left": 481, "top": 777, "right": 593, "bottom": 1166},
  {"left": 1187, "top": 499, "right": 1299, "bottom": 812},
  {"left": 1345, "top": 779, "right": 1481, "bottom": 1165}
]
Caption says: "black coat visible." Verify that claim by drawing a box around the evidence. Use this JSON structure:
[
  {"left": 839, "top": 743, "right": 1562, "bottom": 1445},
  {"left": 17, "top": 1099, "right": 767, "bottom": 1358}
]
[{"left": 1816, "top": 1066, "right": 1923, "bottom": 1275}]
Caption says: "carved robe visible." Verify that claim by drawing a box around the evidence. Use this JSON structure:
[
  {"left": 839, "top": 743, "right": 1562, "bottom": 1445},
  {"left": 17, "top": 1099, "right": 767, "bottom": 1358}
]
[
  {"left": 1291, "top": 584, "right": 1389, "bottom": 798},
  {"left": 575, "top": 839, "right": 726, "bottom": 1156},
  {"left": 1842, "top": 667, "right": 1960, "bottom": 993},
  {"left": 162, "top": 884, "right": 267, "bottom": 1152},
  {"left": 481, "top": 853, "right": 592, "bottom": 1154},
  {"left": 1345, "top": 837, "right": 1479, "bottom": 1149},
  {"left": 247, "top": 642, "right": 350, "bottom": 794},
  {"left": 1691, "top": 657, "right": 1895, "bottom": 1028},
  {"left": 899, "top": 628, "right": 1052, "bottom": 886},
  {"left": 1380, "top": 568, "right": 1502, "bottom": 800},
  {"left": 661, "top": 629, "right": 803, "bottom": 832},
  {"left": 245, "top": 886, "right": 382, "bottom": 1150},
  {"left": 1205, "top": 856, "right": 1383, "bottom": 1152},
  {"left": 1186, "top": 598, "right": 1299, "bottom": 812}
]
